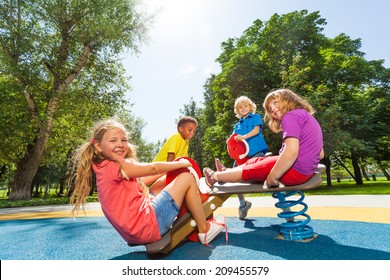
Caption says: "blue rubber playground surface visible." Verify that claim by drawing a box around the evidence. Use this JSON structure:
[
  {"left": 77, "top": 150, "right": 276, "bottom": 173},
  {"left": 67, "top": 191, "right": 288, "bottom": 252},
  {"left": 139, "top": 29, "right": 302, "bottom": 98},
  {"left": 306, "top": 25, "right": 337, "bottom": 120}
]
[{"left": 1, "top": 195, "right": 390, "bottom": 260}]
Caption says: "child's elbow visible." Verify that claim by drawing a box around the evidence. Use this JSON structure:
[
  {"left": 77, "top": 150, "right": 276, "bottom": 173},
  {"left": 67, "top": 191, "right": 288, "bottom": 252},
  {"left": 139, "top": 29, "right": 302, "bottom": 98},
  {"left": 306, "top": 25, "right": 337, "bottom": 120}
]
[
  {"left": 150, "top": 163, "right": 160, "bottom": 175},
  {"left": 320, "top": 149, "right": 325, "bottom": 159}
]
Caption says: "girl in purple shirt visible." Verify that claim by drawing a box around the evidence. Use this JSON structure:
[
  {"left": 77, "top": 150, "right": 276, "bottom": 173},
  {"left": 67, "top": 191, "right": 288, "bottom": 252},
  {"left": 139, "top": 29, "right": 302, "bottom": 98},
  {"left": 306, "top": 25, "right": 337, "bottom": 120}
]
[{"left": 204, "top": 89, "right": 324, "bottom": 188}]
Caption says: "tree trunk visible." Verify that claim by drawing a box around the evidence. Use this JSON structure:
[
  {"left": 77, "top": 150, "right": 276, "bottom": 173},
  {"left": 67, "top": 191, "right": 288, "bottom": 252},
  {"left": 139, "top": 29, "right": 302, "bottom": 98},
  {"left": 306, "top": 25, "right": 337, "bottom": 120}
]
[
  {"left": 381, "top": 167, "right": 390, "bottom": 180},
  {"left": 360, "top": 164, "right": 370, "bottom": 181},
  {"left": 323, "top": 155, "right": 332, "bottom": 186},
  {"left": 378, "top": 161, "right": 390, "bottom": 180},
  {"left": 0, "top": 165, "right": 7, "bottom": 181},
  {"left": 9, "top": 97, "right": 59, "bottom": 201},
  {"left": 334, "top": 155, "right": 355, "bottom": 180},
  {"left": 351, "top": 153, "right": 363, "bottom": 185},
  {"left": 9, "top": 138, "right": 46, "bottom": 200}
]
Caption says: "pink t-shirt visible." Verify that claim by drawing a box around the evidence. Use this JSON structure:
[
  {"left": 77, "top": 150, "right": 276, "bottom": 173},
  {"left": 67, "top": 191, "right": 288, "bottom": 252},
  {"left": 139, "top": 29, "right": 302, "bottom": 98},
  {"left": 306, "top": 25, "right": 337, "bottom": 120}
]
[{"left": 93, "top": 160, "right": 160, "bottom": 244}]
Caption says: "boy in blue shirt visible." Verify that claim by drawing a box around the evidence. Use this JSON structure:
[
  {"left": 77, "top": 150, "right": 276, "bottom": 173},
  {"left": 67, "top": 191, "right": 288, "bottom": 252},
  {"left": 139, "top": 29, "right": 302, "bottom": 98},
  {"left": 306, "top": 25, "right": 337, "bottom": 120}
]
[{"left": 216, "top": 96, "right": 268, "bottom": 219}]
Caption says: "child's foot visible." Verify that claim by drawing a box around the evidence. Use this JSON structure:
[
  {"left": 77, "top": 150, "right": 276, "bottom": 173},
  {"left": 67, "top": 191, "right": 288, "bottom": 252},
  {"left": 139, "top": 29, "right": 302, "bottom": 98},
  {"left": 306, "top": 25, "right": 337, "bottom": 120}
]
[
  {"left": 203, "top": 167, "right": 217, "bottom": 187},
  {"left": 238, "top": 200, "right": 252, "bottom": 220},
  {"left": 214, "top": 158, "right": 226, "bottom": 172},
  {"left": 198, "top": 214, "right": 227, "bottom": 246}
]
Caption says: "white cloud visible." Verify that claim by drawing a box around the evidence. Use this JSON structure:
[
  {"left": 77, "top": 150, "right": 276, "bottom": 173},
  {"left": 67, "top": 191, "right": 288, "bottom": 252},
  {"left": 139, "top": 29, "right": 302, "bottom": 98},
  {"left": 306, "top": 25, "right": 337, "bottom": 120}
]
[{"left": 177, "top": 65, "right": 197, "bottom": 76}]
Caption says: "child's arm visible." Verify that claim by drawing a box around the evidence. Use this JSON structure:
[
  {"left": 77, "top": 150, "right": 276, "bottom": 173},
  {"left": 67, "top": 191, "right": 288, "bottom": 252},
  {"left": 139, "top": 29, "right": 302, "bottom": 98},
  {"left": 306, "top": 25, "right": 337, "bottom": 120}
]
[
  {"left": 320, "top": 148, "right": 325, "bottom": 159},
  {"left": 167, "top": 152, "right": 175, "bottom": 162},
  {"left": 120, "top": 158, "right": 191, "bottom": 179},
  {"left": 141, "top": 174, "right": 164, "bottom": 186},
  {"left": 266, "top": 137, "right": 299, "bottom": 186},
  {"left": 235, "top": 125, "right": 260, "bottom": 141}
]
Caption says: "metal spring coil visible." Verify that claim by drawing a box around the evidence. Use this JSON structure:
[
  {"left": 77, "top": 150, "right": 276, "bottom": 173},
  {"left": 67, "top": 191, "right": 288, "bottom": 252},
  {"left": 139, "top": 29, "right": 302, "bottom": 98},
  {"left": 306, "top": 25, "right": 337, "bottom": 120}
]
[{"left": 272, "top": 190, "right": 314, "bottom": 240}]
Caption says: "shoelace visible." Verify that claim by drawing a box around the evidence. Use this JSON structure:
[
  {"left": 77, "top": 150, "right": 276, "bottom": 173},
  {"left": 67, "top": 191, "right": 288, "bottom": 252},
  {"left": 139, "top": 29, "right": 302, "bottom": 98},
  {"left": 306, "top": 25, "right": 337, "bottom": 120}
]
[{"left": 202, "top": 218, "right": 228, "bottom": 247}]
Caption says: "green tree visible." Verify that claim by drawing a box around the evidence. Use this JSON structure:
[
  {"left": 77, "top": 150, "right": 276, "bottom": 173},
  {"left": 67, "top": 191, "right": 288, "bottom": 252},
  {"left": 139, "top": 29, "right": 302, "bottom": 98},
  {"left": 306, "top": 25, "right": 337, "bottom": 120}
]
[
  {"left": 201, "top": 10, "right": 389, "bottom": 185},
  {"left": 203, "top": 10, "right": 327, "bottom": 167},
  {"left": 287, "top": 34, "right": 390, "bottom": 185},
  {"left": 0, "top": 0, "right": 148, "bottom": 200}
]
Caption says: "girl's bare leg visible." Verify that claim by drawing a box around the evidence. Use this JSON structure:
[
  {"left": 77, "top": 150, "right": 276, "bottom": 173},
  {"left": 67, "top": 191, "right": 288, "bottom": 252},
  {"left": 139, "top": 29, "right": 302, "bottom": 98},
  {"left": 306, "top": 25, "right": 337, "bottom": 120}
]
[
  {"left": 164, "top": 173, "right": 207, "bottom": 233},
  {"left": 142, "top": 173, "right": 164, "bottom": 186},
  {"left": 214, "top": 167, "right": 243, "bottom": 183},
  {"left": 149, "top": 175, "right": 167, "bottom": 195}
]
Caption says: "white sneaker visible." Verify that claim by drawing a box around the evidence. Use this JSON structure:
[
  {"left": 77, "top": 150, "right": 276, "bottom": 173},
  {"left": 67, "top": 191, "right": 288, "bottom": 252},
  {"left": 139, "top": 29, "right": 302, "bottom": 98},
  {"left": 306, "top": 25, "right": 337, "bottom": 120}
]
[
  {"left": 238, "top": 200, "right": 252, "bottom": 220},
  {"left": 198, "top": 214, "right": 227, "bottom": 245}
]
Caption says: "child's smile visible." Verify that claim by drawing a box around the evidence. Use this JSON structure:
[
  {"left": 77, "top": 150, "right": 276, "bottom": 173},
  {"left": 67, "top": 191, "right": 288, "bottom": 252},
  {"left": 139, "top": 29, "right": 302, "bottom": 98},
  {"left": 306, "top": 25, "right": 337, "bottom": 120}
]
[
  {"left": 237, "top": 104, "right": 251, "bottom": 118},
  {"left": 269, "top": 100, "right": 283, "bottom": 120},
  {"left": 98, "top": 128, "right": 129, "bottom": 160}
]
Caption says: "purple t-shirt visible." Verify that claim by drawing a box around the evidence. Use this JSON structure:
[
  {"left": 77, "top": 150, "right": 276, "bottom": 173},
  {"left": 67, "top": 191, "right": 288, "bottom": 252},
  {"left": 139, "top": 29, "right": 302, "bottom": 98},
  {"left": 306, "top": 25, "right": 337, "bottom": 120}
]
[{"left": 280, "top": 109, "right": 323, "bottom": 175}]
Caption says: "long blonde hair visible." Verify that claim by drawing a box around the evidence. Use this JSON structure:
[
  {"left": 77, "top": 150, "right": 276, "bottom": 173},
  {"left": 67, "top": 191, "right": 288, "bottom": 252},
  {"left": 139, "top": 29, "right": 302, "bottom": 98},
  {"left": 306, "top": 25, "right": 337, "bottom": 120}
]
[
  {"left": 69, "top": 119, "right": 142, "bottom": 216},
  {"left": 263, "top": 89, "right": 315, "bottom": 133}
]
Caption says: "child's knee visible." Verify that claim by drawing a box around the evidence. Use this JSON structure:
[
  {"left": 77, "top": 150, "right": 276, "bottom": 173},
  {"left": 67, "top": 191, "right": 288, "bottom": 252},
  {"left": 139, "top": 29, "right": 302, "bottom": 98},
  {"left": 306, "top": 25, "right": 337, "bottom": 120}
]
[{"left": 177, "top": 171, "right": 195, "bottom": 182}]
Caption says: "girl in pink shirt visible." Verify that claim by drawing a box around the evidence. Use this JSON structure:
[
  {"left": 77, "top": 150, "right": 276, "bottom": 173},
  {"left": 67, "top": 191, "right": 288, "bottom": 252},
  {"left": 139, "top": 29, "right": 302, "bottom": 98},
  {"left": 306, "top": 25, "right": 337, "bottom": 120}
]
[{"left": 70, "top": 120, "right": 225, "bottom": 246}]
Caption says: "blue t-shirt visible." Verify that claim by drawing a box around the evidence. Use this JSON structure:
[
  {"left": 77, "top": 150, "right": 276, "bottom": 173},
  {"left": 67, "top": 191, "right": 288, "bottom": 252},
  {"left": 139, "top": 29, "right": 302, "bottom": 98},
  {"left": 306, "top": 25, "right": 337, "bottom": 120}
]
[{"left": 233, "top": 112, "right": 268, "bottom": 157}]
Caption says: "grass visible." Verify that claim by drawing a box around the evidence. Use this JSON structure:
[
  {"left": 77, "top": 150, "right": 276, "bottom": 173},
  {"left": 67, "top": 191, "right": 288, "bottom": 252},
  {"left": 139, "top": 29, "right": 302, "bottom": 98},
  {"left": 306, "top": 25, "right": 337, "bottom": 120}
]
[
  {"left": 0, "top": 177, "right": 389, "bottom": 208},
  {"left": 306, "top": 178, "right": 390, "bottom": 195},
  {"left": 0, "top": 190, "right": 99, "bottom": 209}
]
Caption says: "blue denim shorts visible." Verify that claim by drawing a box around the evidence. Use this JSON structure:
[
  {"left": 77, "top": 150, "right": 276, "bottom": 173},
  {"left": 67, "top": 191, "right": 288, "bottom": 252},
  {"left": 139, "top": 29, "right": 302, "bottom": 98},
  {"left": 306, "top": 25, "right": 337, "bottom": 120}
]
[{"left": 151, "top": 190, "right": 179, "bottom": 236}]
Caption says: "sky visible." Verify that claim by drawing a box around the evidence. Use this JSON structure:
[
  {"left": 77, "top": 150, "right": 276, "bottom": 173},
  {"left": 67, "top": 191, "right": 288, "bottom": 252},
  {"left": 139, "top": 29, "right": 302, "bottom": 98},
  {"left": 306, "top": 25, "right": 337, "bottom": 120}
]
[{"left": 123, "top": 0, "right": 390, "bottom": 143}]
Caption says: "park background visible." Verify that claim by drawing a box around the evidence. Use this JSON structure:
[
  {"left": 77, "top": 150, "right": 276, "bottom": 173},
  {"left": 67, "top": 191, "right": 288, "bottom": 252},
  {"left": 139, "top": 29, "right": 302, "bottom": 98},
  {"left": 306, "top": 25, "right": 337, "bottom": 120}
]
[{"left": 0, "top": 0, "right": 389, "bottom": 205}]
